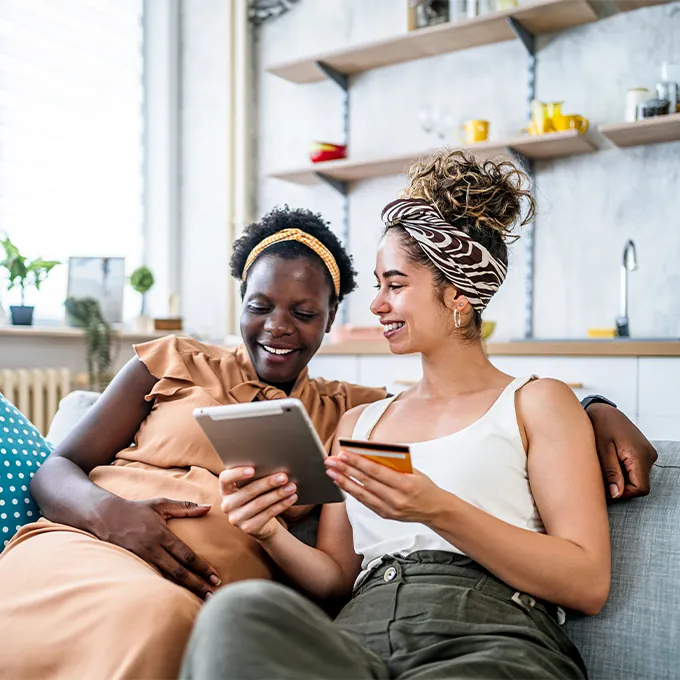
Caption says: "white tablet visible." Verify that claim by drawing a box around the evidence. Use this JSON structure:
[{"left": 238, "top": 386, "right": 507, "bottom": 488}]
[{"left": 193, "top": 398, "right": 344, "bottom": 506}]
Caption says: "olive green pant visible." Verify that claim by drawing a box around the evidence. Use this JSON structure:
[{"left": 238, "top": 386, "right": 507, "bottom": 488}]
[{"left": 181, "top": 551, "right": 587, "bottom": 679}]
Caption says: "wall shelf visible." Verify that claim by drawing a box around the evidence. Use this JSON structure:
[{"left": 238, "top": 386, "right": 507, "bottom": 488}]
[
  {"left": 269, "top": 129, "right": 597, "bottom": 185},
  {"left": 599, "top": 112, "right": 680, "bottom": 148},
  {"left": 263, "top": 0, "right": 680, "bottom": 84},
  {"left": 266, "top": 0, "right": 599, "bottom": 83}
]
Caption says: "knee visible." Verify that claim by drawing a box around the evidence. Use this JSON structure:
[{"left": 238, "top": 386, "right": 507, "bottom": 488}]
[{"left": 197, "top": 580, "right": 299, "bottom": 633}]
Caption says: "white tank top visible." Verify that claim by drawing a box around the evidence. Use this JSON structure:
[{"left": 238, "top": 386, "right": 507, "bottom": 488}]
[{"left": 345, "top": 375, "right": 545, "bottom": 574}]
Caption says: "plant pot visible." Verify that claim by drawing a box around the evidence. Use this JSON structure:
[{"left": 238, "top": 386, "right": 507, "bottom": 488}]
[
  {"left": 9, "top": 305, "right": 34, "bottom": 326},
  {"left": 133, "top": 314, "right": 153, "bottom": 334}
]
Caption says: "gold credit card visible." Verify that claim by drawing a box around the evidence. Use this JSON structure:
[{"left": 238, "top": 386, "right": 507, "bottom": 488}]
[{"left": 338, "top": 438, "right": 412, "bottom": 473}]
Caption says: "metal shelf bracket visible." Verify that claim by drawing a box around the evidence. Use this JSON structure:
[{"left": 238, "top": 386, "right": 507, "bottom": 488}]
[
  {"left": 315, "top": 61, "right": 349, "bottom": 91},
  {"left": 314, "top": 172, "right": 348, "bottom": 197}
]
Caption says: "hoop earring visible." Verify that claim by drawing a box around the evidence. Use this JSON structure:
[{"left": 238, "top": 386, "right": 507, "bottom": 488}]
[{"left": 453, "top": 308, "right": 461, "bottom": 328}]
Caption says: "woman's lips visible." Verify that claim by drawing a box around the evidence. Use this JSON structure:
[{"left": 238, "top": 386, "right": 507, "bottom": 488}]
[{"left": 383, "top": 322, "right": 405, "bottom": 339}]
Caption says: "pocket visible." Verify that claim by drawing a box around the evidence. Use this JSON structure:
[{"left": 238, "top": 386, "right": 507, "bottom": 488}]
[
  {"left": 334, "top": 587, "right": 394, "bottom": 636},
  {"left": 393, "top": 575, "right": 488, "bottom": 625}
]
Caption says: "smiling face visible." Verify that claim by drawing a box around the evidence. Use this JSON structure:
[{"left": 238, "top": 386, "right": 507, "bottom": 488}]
[
  {"left": 240, "top": 255, "right": 337, "bottom": 387},
  {"left": 371, "top": 229, "right": 457, "bottom": 355}
]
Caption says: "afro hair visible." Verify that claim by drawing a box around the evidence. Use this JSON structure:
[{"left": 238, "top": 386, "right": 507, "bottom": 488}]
[{"left": 230, "top": 206, "right": 357, "bottom": 303}]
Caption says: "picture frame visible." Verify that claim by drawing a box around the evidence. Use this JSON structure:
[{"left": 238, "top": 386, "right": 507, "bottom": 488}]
[{"left": 66, "top": 257, "right": 126, "bottom": 325}]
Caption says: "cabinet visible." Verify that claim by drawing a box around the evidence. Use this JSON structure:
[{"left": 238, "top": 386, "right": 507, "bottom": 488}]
[
  {"left": 357, "top": 355, "right": 423, "bottom": 395},
  {"left": 489, "top": 356, "right": 639, "bottom": 424},
  {"left": 638, "top": 358, "right": 680, "bottom": 440},
  {"left": 308, "top": 356, "right": 359, "bottom": 384},
  {"left": 309, "top": 351, "right": 680, "bottom": 441}
]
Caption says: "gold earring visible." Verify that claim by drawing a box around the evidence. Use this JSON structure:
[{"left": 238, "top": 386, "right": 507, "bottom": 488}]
[{"left": 453, "top": 308, "right": 461, "bottom": 328}]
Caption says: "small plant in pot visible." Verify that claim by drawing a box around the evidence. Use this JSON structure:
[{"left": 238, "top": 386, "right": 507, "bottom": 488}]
[
  {"left": 129, "top": 265, "right": 155, "bottom": 333},
  {"left": 0, "top": 236, "right": 60, "bottom": 325}
]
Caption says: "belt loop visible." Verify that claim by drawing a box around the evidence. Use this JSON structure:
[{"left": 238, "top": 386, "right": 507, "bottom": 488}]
[{"left": 511, "top": 591, "right": 536, "bottom": 612}]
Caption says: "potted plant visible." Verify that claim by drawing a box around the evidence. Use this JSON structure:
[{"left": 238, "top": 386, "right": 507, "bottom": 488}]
[
  {"left": 129, "top": 265, "right": 155, "bottom": 333},
  {"left": 0, "top": 236, "right": 60, "bottom": 325},
  {"left": 65, "top": 297, "right": 116, "bottom": 391}
]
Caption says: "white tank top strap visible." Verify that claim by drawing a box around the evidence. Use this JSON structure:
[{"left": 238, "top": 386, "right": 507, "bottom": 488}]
[
  {"left": 485, "top": 374, "right": 539, "bottom": 438},
  {"left": 352, "top": 394, "right": 398, "bottom": 440}
]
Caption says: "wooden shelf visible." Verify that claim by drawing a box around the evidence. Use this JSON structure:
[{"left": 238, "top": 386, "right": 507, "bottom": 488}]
[
  {"left": 267, "top": 0, "right": 603, "bottom": 84},
  {"left": 599, "top": 112, "right": 680, "bottom": 148},
  {"left": 269, "top": 130, "right": 597, "bottom": 185}
]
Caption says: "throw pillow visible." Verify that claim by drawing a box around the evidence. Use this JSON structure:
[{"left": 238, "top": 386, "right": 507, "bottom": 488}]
[{"left": 0, "top": 393, "right": 52, "bottom": 550}]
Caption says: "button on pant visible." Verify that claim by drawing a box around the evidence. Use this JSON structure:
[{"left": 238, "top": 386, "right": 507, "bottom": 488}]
[{"left": 180, "top": 551, "right": 587, "bottom": 679}]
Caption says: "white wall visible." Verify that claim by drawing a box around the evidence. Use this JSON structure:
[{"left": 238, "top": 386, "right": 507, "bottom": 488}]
[{"left": 255, "top": 0, "right": 680, "bottom": 340}]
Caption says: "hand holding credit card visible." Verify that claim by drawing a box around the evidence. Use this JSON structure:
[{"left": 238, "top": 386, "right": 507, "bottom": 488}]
[{"left": 337, "top": 438, "right": 413, "bottom": 473}]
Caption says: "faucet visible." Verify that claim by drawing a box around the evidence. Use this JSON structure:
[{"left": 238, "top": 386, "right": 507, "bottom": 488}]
[{"left": 615, "top": 239, "right": 638, "bottom": 337}]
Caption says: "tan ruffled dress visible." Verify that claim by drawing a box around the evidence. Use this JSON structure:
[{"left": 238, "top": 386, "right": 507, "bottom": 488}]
[{"left": 0, "top": 336, "right": 385, "bottom": 679}]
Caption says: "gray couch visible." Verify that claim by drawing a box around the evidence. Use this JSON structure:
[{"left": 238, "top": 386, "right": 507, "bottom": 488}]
[
  {"left": 564, "top": 441, "right": 680, "bottom": 679},
  {"left": 49, "top": 393, "right": 680, "bottom": 679}
]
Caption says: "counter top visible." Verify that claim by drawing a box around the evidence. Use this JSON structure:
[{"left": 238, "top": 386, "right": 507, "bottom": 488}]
[
  {"left": 4, "top": 327, "right": 680, "bottom": 357},
  {"left": 317, "top": 339, "right": 680, "bottom": 357},
  {"left": 0, "top": 325, "right": 166, "bottom": 342}
]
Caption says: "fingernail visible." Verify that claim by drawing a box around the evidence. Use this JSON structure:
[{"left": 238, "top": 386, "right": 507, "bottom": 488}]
[
  {"left": 205, "top": 592, "right": 214, "bottom": 601},
  {"left": 609, "top": 484, "right": 620, "bottom": 498},
  {"left": 284, "top": 483, "right": 296, "bottom": 493},
  {"left": 276, "top": 474, "right": 287, "bottom": 483},
  {"left": 244, "top": 467, "right": 254, "bottom": 476},
  {"left": 210, "top": 575, "right": 221, "bottom": 586},
  {"left": 326, "top": 469, "right": 337, "bottom": 478},
  {"left": 338, "top": 453, "right": 348, "bottom": 461}
]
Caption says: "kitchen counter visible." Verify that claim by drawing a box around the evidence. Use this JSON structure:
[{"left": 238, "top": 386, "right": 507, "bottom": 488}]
[
  {"left": 317, "top": 339, "right": 680, "bottom": 357},
  {"left": 0, "top": 325, "right": 166, "bottom": 342}
]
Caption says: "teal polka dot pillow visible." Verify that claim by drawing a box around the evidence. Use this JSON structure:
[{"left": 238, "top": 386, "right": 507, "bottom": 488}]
[{"left": 0, "top": 393, "right": 52, "bottom": 550}]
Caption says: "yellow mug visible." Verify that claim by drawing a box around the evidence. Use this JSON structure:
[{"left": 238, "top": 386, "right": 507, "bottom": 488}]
[
  {"left": 530, "top": 100, "right": 554, "bottom": 135},
  {"left": 458, "top": 120, "right": 489, "bottom": 144},
  {"left": 553, "top": 114, "right": 589, "bottom": 133}
]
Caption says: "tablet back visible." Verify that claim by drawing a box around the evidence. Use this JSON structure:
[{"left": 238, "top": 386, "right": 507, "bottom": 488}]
[{"left": 194, "top": 398, "right": 344, "bottom": 506}]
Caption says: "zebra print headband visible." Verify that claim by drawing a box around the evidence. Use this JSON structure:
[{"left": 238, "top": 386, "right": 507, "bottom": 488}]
[{"left": 381, "top": 198, "right": 507, "bottom": 313}]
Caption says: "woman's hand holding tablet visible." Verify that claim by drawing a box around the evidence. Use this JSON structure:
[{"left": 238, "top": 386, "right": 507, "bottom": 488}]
[{"left": 193, "top": 398, "right": 343, "bottom": 506}]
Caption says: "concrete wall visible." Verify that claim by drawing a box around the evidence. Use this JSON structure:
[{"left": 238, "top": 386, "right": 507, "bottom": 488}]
[{"left": 255, "top": 0, "right": 680, "bottom": 340}]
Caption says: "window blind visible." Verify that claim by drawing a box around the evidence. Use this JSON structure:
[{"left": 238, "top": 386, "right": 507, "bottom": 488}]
[{"left": 0, "top": 0, "right": 144, "bottom": 322}]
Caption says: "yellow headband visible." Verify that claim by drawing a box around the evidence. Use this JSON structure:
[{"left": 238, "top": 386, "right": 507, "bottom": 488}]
[{"left": 242, "top": 228, "right": 341, "bottom": 297}]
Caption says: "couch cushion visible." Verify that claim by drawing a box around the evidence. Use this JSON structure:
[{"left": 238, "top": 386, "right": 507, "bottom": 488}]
[
  {"left": 564, "top": 441, "right": 680, "bottom": 680},
  {"left": 46, "top": 390, "right": 101, "bottom": 446},
  {"left": 0, "top": 393, "right": 52, "bottom": 551}
]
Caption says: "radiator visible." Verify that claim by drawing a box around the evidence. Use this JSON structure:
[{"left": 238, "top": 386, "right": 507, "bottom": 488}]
[{"left": 0, "top": 368, "right": 71, "bottom": 436}]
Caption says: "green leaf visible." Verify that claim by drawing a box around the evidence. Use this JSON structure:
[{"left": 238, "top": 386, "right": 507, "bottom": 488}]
[{"left": 0, "top": 238, "right": 59, "bottom": 294}]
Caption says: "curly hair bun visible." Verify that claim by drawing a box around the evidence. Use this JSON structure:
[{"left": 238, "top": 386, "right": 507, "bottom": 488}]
[{"left": 402, "top": 149, "right": 535, "bottom": 249}]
